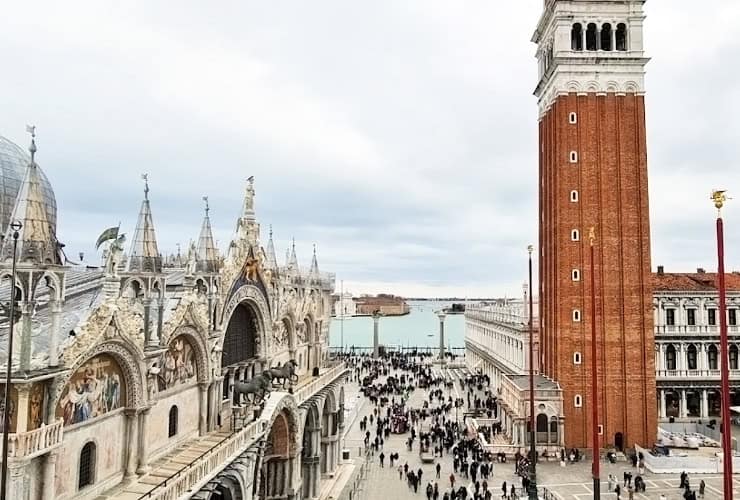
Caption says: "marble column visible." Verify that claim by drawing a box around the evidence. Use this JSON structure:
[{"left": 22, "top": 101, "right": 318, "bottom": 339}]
[
  {"left": 143, "top": 298, "right": 152, "bottom": 345},
  {"left": 43, "top": 451, "right": 58, "bottom": 500},
  {"left": 49, "top": 300, "right": 61, "bottom": 367},
  {"left": 680, "top": 389, "right": 688, "bottom": 418},
  {"left": 701, "top": 390, "right": 709, "bottom": 418},
  {"left": 15, "top": 384, "right": 30, "bottom": 433},
  {"left": 19, "top": 301, "right": 35, "bottom": 372},
  {"left": 8, "top": 461, "right": 27, "bottom": 500},
  {"left": 437, "top": 312, "right": 446, "bottom": 362},
  {"left": 125, "top": 410, "right": 139, "bottom": 476},
  {"left": 372, "top": 313, "right": 381, "bottom": 359},
  {"left": 199, "top": 383, "right": 208, "bottom": 435},
  {"left": 137, "top": 409, "right": 151, "bottom": 474},
  {"left": 659, "top": 390, "right": 666, "bottom": 419}
]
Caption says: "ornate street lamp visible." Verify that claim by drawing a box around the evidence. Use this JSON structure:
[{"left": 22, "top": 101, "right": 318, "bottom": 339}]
[
  {"left": 1, "top": 220, "right": 22, "bottom": 500},
  {"left": 527, "top": 245, "right": 538, "bottom": 500},
  {"left": 712, "top": 190, "right": 733, "bottom": 500}
]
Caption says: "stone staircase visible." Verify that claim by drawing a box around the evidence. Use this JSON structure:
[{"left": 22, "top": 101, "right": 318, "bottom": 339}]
[{"left": 98, "top": 430, "right": 232, "bottom": 499}]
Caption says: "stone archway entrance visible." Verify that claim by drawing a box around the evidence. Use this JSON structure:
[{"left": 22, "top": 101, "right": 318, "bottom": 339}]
[
  {"left": 222, "top": 301, "right": 262, "bottom": 404},
  {"left": 260, "top": 410, "right": 296, "bottom": 500},
  {"left": 301, "top": 404, "right": 321, "bottom": 499}
]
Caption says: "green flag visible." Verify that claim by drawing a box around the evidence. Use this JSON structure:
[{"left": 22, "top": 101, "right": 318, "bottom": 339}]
[{"left": 95, "top": 226, "right": 120, "bottom": 249}]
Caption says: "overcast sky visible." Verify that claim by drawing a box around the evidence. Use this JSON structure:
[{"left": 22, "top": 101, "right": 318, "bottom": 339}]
[{"left": 1, "top": 1, "right": 739, "bottom": 298}]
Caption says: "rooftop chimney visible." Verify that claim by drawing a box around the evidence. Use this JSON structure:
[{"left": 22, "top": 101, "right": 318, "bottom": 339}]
[{"left": 657, "top": 265, "right": 664, "bottom": 275}]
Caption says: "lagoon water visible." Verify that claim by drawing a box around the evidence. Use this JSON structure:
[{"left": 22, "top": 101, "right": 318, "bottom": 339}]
[{"left": 328, "top": 300, "right": 465, "bottom": 349}]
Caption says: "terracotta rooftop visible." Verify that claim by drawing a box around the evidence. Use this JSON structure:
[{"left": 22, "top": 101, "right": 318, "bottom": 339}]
[{"left": 652, "top": 271, "right": 740, "bottom": 292}]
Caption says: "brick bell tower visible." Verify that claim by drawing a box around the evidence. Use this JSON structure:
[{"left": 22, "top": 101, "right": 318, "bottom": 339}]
[{"left": 533, "top": 0, "right": 656, "bottom": 449}]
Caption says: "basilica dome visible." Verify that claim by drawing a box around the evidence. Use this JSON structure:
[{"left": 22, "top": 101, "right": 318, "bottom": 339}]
[{"left": 0, "top": 135, "right": 57, "bottom": 235}]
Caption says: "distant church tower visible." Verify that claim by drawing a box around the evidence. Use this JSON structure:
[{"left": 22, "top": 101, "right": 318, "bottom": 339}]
[{"left": 533, "top": 0, "right": 656, "bottom": 449}]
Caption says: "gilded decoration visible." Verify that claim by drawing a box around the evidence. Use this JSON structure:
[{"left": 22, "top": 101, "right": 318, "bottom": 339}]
[
  {"left": 0, "top": 385, "right": 18, "bottom": 432},
  {"left": 55, "top": 353, "right": 126, "bottom": 426},
  {"left": 28, "top": 383, "right": 44, "bottom": 430},
  {"left": 161, "top": 335, "right": 197, "bottom": 389}
]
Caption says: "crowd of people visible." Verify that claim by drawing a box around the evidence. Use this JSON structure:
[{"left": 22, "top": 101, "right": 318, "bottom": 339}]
[{"left": 342, "top": 351, "right": 535, "bottom": 500}]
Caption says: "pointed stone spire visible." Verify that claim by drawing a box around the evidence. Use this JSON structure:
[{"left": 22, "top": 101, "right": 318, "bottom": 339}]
[
  {"left": 196, "top": 196, "right": 219, "bottom": 273},
  {"left": 3, "top": 126, "right": 62, "bottom": 265},
  {"left": 127, "top": 173, "right": 162, "bottom": 273},
  {"left": 288, "top": 238, "right": 299, "bottom": 272},
  {"left": 309, "top": 244, "right": 319, "bottom": 276},
  {"left": 284, "top": 247, "right": 290, "bottom": 268},
  {"left": 265, "top": 225, "right": 278, "bottom": 269}
]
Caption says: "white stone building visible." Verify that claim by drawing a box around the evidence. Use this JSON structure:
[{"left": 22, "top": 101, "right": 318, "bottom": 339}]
[
  {"left": 465, "top": 290, "right": 564, "bottom": 452},
  {"left": 0, "top": 132, "right": 348, "bottom": 500},
  {"left": 333, "top": 292, "right": 356, "bottom": 317},
  {"left": 653, "top": 267, "right": 740, "bottom": 421}
]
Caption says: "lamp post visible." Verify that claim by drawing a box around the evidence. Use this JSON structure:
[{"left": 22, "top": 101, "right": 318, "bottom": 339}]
[
  {"left": 527, "top": 245, "right": 538, "bottom": 500},
  {"left": 589, "top": 227, "right": 600, "bottom": 500},
  {"left": 1, "top": 220, "right": 22, "bottom": 500},
  {"left": 712, "top": 190, "right": 733, "bottom": 500},
  {"left": 340, "top": 280, "right": 344, "bottom": 355}
]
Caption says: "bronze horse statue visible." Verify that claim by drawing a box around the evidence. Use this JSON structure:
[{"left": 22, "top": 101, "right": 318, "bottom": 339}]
[
  {"left": 233, "top": 371, "right": 273, "bottom": 404},
  {"left": 267, "top": 360, "right": 299, "bottom": 388}
]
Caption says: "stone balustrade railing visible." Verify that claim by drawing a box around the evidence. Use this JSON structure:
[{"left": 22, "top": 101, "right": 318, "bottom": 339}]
[
  {"left": 6, "top": 419, "right": 64, "bottom": 460},
  {"left": 142, "top": 362, "right": 348, "bottom": 499},
  {"left": 145, "top": 420, "right": 263, "bottom": 500},
  {"left": 294, "top": 362, "right": 348, "bottom": 406}
]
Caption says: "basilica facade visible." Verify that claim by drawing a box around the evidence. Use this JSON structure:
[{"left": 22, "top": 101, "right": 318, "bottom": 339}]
[{"left": 0, "top": 133, "right": 347, "bottom": 500}]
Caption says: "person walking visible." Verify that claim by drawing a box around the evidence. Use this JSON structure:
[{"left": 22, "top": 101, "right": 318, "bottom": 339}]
[
  {"left": 450, "top": 473, "right": 456, "bottom": 489},
  {"left": 699, "top": 479, "right": 706, "bottom": 498},
  {"left": 436, "top": 462, "right": 441, "bottom": 479},
  {"left": 615, "top": 484, "right": 621, "bottom": 500},
  {"left": 398, "top": 465, "right": 403, "bottom": 480},
  {"left": 379, "top": 452, "right": 385, "bottom": 467}
]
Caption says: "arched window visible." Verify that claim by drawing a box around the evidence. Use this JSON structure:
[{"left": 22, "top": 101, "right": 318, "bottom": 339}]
[
  {"left": 666, "top": 344, "right": 677, "bottom": 370},
  {"left": 571, "top": 23, "right": 583, "bottom": 51},
  {"left": 586, "top": 23, "right": 598, "bottom": 51},
  {"left": 616, "top": 23, "right": 627, "bottom": 51},
  {"left": 601, "top": 23, "right": 613, "bottom": 51},
  {"left": 687, "top": 344, "right": 697, "bottom": 370},
  {"left": 536, "top": 414, "right": 548, "bottom": 432},
  {"left": 708, "top": 345, "right": 719, "bottom": 370},
  {"left": 78, "top": 442, "right": 96, "bottom": 490},
  {"left": 730, "top": 345, "right": 739, "bottom": 370},
  {"left": 168, "top": 406, "right": 178, "bottom": 438}
]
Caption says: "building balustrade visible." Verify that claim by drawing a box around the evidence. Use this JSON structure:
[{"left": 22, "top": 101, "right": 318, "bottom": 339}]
[
  {"left": 3, "top": 419, "right": 64, "bottom": 460},
  {"left": 142, "top": 362, "right": 348, "bottom": 499},
  {"left": 655, "top": 325, "right": 740, "bottom": 335},
  {"left": 656, "top": 369, "right": 740, "bottom": 379}
]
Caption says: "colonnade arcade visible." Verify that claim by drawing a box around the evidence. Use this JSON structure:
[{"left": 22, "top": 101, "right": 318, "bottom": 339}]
[
  {"left": 198, "top": 384, "right": 345, "bottom": 500},
  {"left": 657, "top": 387, "right": 740, "bottom": 420}
]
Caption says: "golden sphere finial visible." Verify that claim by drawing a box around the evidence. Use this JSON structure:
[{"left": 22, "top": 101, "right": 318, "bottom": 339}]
[{"left": 527, "top": 245, "right": 534, "bottom": 255}]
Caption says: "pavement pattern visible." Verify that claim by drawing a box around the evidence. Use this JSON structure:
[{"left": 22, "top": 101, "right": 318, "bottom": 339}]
[{"left": 339, "top": 360, "right": 740, "bottom": 500}]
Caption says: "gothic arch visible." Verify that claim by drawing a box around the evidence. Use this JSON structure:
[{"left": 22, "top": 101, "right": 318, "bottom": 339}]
[
  {"left": 220, "top": 284, "right": 270, "bottom": 345},
  {"left": 279, "top": 313, "right": 297, "bottom": 352},
  {"left": 0, "top": 272, "right": 25, "bottom": 302},
  {"left": 51, "top": 339, "right": 146, "bottom": 414},
  {"left": 259, "top": 392, "right": 301, "bottom": 456},
  {"left": 167, "top": 326, "right": 210, "bottom": 384}
]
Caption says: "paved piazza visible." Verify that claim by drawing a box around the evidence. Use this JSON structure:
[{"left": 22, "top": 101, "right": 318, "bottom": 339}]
[{"left": 339, "top": 362, "right": 740, "bottom": 500}]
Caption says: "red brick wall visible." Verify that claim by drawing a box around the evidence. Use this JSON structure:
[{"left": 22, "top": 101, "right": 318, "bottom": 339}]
[{"left": 539, "top": 93, "right": 657, "bottom": 449}]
